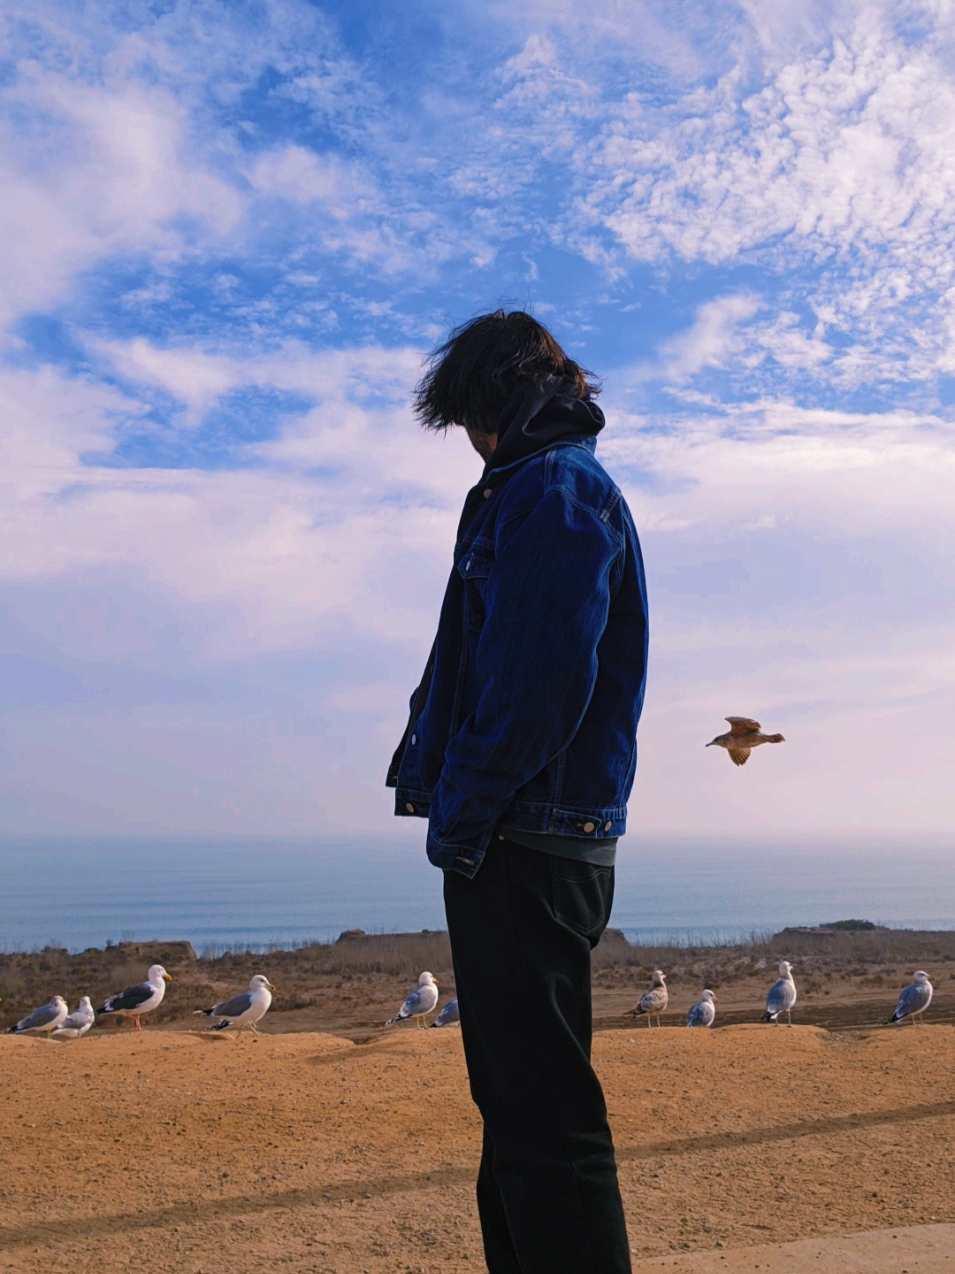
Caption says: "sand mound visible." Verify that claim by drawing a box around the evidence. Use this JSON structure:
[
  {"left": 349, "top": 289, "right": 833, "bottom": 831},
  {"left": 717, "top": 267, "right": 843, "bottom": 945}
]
[{"left": 2, "top": 1024, "right": 955, "bottom": 1272}]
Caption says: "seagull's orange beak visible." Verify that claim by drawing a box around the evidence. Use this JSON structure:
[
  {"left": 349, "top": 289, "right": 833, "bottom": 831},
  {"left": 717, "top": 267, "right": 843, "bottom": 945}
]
[{"left": 162, "top": 973, "right": 172, "bottom": 982}]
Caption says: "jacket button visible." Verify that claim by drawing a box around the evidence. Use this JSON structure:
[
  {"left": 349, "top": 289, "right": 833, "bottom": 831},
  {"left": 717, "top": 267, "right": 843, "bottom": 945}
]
[
  {"left": 483, "top": 488, "right": 492, "bottom": 499},
  {"left": 465, "top": 560, "right": 471, "bottom": 571},
  {"left": 604, "top": 821, "right": 612, "bottom": 832},
  {"left": 411, "top": 735, "right": 416, "bottom": 745},
  {"left": 405, "top": 802, "right": 415, "bottom": 813},
  {"left": 583, "top": 821, "right": 595, "bottom": 833}
]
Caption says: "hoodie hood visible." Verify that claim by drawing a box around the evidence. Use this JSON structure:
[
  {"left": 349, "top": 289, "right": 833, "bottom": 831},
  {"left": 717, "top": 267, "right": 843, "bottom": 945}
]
[{"left": 483, "top": 374, "right": 605, "bottom": 477}]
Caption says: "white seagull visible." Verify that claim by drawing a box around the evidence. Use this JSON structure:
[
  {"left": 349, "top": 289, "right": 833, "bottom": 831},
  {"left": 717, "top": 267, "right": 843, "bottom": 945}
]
[
  {"left": 5, "top": 995, "right": 68, "bottom": 1037},
  {"left": 97, "top": 964, "right": 172, "bottom": 1031},
  {"left": 194, "top": 974, "right": 275, "bottom": 1038},
  {"left": 387, "top": 971, "right": 439, "bottom": 1028},
  {"left": 707, "top": 717, "right": 785, "bottom": 767},
  {"left": 687, "top": 989, "right": 717, "bottom": 1028},
  {"left": 631, "top": 970, "right": 668, "bottom": 1027},
  {"left": 430, "top": 998, "right": 460, "bottom": 1028},
  {"left": 762, "top": 960, "right": 797, "bottom": 1026},
  {"left": 885, "top": 971, "right": 933, "bottom": 1026},
  {"left": 52, "top": 996, "right": 95, "bottom": 1040}
]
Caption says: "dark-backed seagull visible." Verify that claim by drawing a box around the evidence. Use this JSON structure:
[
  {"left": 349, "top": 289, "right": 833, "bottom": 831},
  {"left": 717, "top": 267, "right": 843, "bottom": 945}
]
[
  {"left": 430, "top": 998, "right": 460, "bottom": 1028},
  {"left": 630, "top": 970, "right": 668, "bottom": 1027},
  {"left": 762, "top": 960, "right": 797, "bottom": 1026},
  {"left": 195, "top": 974, "right": 275, "bottom": 1038},
  {"left": 97, "top": 964, "right": 171, "bottom": 1031},
  {"left": 885, "top": 971, "right": 933, "bottom": 1026},
  {"left": 387, "top": 971, "right": 439, "bottom": 1028},
  {"left": 687, "top": 989, "right": 717, "bottom": 1028},
  {"left": 5, "top": 995, "right": 68, "bottom": 1037},
  {"left": 707, "top": 717, "right": 785, "bottom": 767},
  {"left": 52, "top": 996, "right": 95, "bottom": 1040}
]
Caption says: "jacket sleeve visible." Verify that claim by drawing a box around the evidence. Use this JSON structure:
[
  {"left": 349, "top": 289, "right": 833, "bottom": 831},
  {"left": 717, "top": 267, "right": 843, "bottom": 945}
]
[{"left": 427, "top": 486, "right": 621, "bottom": 865}]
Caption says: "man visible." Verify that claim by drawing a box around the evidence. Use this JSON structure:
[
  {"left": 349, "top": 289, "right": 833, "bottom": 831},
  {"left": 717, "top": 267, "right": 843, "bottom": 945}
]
[{"left": 387, "top": 310, "right": 648, "bottom": 1274}]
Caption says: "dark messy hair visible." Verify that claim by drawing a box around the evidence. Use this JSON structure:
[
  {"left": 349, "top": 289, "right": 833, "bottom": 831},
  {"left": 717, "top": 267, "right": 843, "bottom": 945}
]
[{"left": 412, "top": 310, "right": 600, "bottom": 432}]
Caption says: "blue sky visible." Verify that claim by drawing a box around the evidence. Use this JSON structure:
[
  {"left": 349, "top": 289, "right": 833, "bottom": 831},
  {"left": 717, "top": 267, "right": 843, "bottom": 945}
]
[{"left": 2, "top": 0, "right": 954, "bottom": 839}]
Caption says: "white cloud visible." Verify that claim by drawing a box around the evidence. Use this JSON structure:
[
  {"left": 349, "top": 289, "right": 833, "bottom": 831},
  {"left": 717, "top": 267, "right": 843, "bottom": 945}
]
[
  {"left": 564, "top": 9, "right": 955, "bottom": 383},
  {"left": 0, "top": 64, "right": 242, "bottom": 327},
  {"left": 634, "top": 294, "right": 763, "bottom": 384}
]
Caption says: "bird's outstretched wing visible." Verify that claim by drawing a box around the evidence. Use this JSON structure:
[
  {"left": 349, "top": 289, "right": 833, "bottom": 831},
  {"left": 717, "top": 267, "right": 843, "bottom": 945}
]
[
  {"left": 726, "top": 717, "right": 760, "bottom": 735},
  {"left": 728, "top": 748, "right": 750, "bottom": 766}
]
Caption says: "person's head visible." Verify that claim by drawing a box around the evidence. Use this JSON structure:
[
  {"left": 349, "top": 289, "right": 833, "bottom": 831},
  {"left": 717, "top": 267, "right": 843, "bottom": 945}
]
[{"left": 412, "top": 310, "right": 599, "bottom": 438}]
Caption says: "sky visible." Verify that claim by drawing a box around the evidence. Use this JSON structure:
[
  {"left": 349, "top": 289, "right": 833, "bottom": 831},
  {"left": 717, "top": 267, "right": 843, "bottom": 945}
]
[{"left": 1, "top": 0, "right": 954, "bottom": 842}]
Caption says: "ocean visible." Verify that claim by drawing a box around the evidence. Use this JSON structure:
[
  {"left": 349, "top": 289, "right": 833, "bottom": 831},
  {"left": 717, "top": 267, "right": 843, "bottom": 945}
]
[{"left": 1, "top": 833, "right": 954, "bottom": 953}]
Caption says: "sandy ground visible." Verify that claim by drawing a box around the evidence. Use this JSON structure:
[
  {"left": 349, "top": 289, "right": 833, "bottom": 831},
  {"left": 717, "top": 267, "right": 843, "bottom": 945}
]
[{"left": 3, "top": 1024, "right": 955, "bottom": 1273}]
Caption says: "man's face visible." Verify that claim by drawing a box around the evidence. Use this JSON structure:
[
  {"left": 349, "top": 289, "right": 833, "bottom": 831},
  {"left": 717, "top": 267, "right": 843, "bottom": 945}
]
[{"left": 465, "top": 429, "right": 498, "bottom": 462}]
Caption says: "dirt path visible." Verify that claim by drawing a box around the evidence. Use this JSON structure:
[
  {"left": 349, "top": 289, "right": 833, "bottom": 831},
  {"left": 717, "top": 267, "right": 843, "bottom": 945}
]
[{"left": 2, "top": 1024, "right": 955, "bottom": 1272}]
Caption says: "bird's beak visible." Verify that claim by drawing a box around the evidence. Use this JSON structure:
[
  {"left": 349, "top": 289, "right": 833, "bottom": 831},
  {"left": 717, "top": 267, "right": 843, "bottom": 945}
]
[
  {"left": 163, "top": 973, "right": 173, "bottom": 982},
  {"left": 705, "top": 741, "right": 713, "bottom": 747},
  {"left": 713, "top": 994, "right": 718, "bottom": 1002},
  {"left": 268, "top": 983, "right": 276, "bottom": 991}
]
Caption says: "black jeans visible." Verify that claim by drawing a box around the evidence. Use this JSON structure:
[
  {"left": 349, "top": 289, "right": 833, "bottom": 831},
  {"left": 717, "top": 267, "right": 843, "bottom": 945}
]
[{"left": 443, "top": 837, "right": 631, "bottom": 1274}]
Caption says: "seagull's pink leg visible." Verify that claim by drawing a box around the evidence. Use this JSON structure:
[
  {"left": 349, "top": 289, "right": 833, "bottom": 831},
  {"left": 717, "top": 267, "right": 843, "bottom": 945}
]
[{"left": 135, "top": 1016, "right": 142, "bottom": 1032}]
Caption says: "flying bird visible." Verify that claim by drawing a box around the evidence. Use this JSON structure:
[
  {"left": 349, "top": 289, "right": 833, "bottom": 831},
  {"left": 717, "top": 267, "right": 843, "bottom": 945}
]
[
  {"left": 430, "top": 998, "right": 460, "bottom": 1028},
  {"left": 629, "top": 970, "right": 668, "bottom": 1027},
  {"left": 387, "top": 971, "right": 439, "bottom": 1028},
  {"left": 707, "top": 717, "right": 785, "bottom": 766},
  {"left": 885, "top": 971, "right": 933, "bottom": 1026},
  {"left": 687, "top": 989, "right": 717, "bottom": 1028},
  {"left": 52, "top": 996, "right": 95, "bottom": 1040},
  {"left": 5, "top": 995, "right": 69, "bottom": 1037},
  {"left": 97, "top": 964, "right": 171, "bottom": 1031},
  {"left": 762, "top": 960, "right": 797, "bottom": 1026},
  {"left": 194, "top": 974, "right": 275, "bottom": 1038}
]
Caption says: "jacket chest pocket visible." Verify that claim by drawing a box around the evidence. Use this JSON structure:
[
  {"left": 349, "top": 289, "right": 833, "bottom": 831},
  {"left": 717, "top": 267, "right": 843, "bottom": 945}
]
[{"left": 457, "top": 549, "right": 493, "bottom": 633}]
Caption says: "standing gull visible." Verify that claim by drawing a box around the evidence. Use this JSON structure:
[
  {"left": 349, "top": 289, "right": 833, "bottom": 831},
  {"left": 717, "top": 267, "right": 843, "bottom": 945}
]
[
  {"left": 194, "top": 974, "right": 275, "bottom": 1038},
  {"left": 97, "top": 964, "right": 171, "bottom": 1031},
  {"left": 387, "top": 971, "right": 439, "bottom": 1028},
  {"left": 687, "top": 989, "right": 717, "bottom": 1028},
  {"left": 630, "top": 970, "right": 668, "bottom": 1027},
  {"left": 885, "top": 971, "right": 933, "bottom": 1026},
  {"left": 707, "top": 717, "right": 785, "bottom": 767},
  {"left": 5, "top": 995, "right": 68, "bottom": 1037},
  {"left": 52, "top": 996, "right": 95, "bottom": 1040},
  {"left": 430, "top": 998, "right": 460, "bottom": 1028},
  {"left": 761, "top": 960, "right": 797, "bottom": 1026}
]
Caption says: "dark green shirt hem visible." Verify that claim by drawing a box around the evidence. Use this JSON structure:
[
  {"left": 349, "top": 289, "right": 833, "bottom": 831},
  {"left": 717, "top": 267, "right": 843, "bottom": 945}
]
[{"left": 499, "top": 826, "right": 618, "bottom": 866}]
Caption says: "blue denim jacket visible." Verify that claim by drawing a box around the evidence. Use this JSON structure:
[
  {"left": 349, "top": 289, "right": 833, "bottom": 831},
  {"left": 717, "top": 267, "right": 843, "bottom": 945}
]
[{"left": 387, "top": 436, "right": 649, "bottom": 878}]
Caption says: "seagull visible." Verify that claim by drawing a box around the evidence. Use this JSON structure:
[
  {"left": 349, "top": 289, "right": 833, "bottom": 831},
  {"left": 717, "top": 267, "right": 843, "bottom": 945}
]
[
  {"left": 430, "top": 998, "right": 460, "bottom": 1028},
  {"left": 387, "top": 971, "right": 439, "bottom": 1028},
  {"left": 5, "top": 995, "right": 68, "bottom": 1037},
  {"left": 707, "top": 717, "right": 785, "bottom": 766},
  {"left": 194, "top": 974, "right": 275, "bottom": 1038},
  {"left": 762, "top": 960, "right": 797, "bottom": 1026},
  {"left": 52, "top": 996, "right": 95, "bottom": 1040},
  {"left": 629, "top": 970, "right": 668, "bottom": 1027},
  {"left": 885, "top": 971, "right": 933, "bottom": 1026},
  {"left": 97, "top": 964, "right": 171, "bottom": 1031},
  {"left": 687, "top": 989, "right": 717, "bottom": 1028}
]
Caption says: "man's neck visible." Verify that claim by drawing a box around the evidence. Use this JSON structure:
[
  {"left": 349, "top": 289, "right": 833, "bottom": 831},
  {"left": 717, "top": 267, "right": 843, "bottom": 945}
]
[{"left": 466, "top": 429, "right": 498, "bottom": 462}]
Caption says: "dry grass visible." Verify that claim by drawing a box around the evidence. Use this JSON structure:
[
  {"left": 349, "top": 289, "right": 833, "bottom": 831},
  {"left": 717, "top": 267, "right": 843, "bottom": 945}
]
[{"left": 3, "top": 926, "right": 955, "bottom": 1038}]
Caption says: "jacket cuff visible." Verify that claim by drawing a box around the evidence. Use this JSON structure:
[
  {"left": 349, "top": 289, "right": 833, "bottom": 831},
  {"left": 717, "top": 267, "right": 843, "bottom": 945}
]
[{"left": 426, "top": 825, "right": 493, "bottom": 878}]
